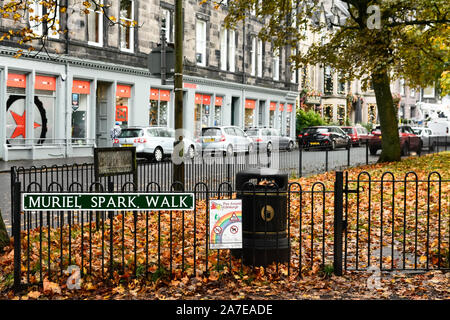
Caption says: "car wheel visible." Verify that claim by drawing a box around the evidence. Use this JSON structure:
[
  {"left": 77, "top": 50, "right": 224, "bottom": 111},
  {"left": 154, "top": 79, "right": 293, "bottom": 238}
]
[
  {"left": 188, "top": 145, "right": 195, "bottom": 160},
  {"left": 330, "top": 140, "right": 336, "bottom": 151},
  {"left": 266, "top": 142, "right": 273, "bottom": 154},
  {"left": 287, "top": 141, "right": 294, "bottom": 151},
  {"left": 430, "top": 141, "right": 436, "bottom": 152},
  {"left": 225, "top": 144, "right": 233, "bottom": 157},
  {"left": 401, "top": 143, "right": 409, "bottom": 157},
  {"left": 417, "top": 141, "right": 423, "bottom": 156},
  {"left": 369, "top": 147, "right": 377, "bottom": 156},
  {"left": 154, "top": 147, "right": 164, "bottom": 162}
]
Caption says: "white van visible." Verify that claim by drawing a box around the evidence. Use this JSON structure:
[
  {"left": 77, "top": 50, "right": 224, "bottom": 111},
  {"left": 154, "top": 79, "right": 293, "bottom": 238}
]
[{"left": 427, "top": 120, "right": 450, "bottom": 136}]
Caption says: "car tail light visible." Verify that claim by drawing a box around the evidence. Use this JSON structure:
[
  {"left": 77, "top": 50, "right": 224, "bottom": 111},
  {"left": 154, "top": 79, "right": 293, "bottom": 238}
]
[
  {"left": 255, "top": 138, "right": 263, "bottom": 142},
  {"left": 220, "top": 135, "right": 226, "bottom": 142},
  {"left": 113, "top": 139, "right": 119, "bottom": 144},
  {"left": 134, "top": 138, "right": 147, "bottom": 143},
  {"left": 304, "top": 133, "right": 309, "bottom": 136},
  {"left": 322, "top": 133, "right": 330, "bottom": 136},
  {"left": 298, "top": 134, "right": 303, "bottom": 138}
]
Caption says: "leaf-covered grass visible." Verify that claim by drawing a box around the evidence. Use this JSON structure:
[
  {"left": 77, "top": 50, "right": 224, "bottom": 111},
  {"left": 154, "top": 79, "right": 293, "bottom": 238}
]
[{"left": 0, "top": 152, "right": 449, "bottom": 300}]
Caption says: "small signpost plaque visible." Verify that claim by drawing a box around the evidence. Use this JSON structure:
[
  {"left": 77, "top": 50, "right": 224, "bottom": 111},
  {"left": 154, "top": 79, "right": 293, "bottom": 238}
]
[{"left": 94, "top": 147, "right": 137, "bottom": 188}]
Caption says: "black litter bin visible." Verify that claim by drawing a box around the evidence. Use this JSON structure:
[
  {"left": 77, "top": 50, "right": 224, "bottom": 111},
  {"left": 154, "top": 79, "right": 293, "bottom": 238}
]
[{"left": 233, "top": 168, "right": 290, "bottom": 267}]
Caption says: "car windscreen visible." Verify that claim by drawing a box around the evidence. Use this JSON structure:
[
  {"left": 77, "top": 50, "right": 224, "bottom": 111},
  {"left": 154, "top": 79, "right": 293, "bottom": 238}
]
[
  {"left": 202, "top": 128, "right": 221, "bottom": 136},
  {"left": 246, "top": 129, "right": 259, "bottom": 136},
  {"left": 305, "top": 128, "right": 329, "bottom": 134},
  {"left": 341, "top": 128, "right": 353, "bottom": 134},
  {"left": 413, "top": 128, "right": 422, "bottom": 135},
  {"left": 118, "top": 129, "right": 142, "bottom": 138}
]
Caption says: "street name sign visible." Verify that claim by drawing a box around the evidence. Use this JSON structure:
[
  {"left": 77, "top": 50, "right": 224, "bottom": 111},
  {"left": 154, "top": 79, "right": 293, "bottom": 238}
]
[{"left": 22, "top": 193, "right": 195, "bottom": 211}]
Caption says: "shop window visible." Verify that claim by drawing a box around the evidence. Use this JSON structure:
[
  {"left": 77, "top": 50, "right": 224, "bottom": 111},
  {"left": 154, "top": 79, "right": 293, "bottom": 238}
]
[
  {"left": 269, "top": 102, "right": 276, "bottom": 128},
  {"left": 71, "top": 80, "right": 91, "bottom": 144},
  {"left": 258, "top": 101, "right": 265, "bottom": 126},
  {"left": 6, "top": 74, "right": 56, "bottom": 146},
  {"left": 149, "top": 88, "right": 170, "bottom": 126},
  {"left": 214, "top": 96, "right": 223, "bottom": 125},
  {"left": 278, "top": 103, "right": 284, "bottom": 132},
  {"left": 286, "top": 104, "right": 293, "bottom": 136},
  {"left": 6, "top": 73, "right": 27, "bottom": 146},
  {"left": 244, "top": 99, "right": 256, "bottom": 128},
  {"left": 120, "top": 0, "right": 134, "bottom": 52},
  {"left": 194, "top": 94, "right": 211, "bottom": 137},
  {"left": 116, "top": 84, "right": 131, "bottom": 127}
]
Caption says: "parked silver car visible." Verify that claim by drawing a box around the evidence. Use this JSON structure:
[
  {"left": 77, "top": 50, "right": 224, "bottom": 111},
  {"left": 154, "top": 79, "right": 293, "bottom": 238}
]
[
  {"left": 245, "top": 127, "right": 295, "bottom": 152},
  {"left": 201, "top": 126, "right": 254, "bottom": 156},
  {"left": 116, "top": 127, "right": 197, "bottom": 162},
  {"left": 412, "top": 127, "right": 437, "bottom": 151}
]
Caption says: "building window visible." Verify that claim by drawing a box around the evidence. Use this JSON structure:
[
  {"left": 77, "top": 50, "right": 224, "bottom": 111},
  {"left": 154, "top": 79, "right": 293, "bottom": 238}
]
[
  {"left": 87, "top": 0, "right": 103, "bottom": 46},
  {"left": 116, "top": 84, "right": 131, "bottom": 127},
  {"left": 278, "top": 103, "right": 284, "bottom": 132},
  {"left": 228, "top": 30, "right": 236, "bottom": 72},
  {"left": 368, "top": 104, "right": 377, "bottom": 124},
  {"left": 324, "top": 66, "right": 333, "bottom": 95},
  {"left": 196, "top": 20, "right": 207, "bottom": 66},
  {"left": 120, "top": 0, "right": 134, "bottom": 52},
  {"left": 194, "top": 94, "right": 211, "bottom": 136},
  {"left": 272, "top": 48, "right": 280, "bottom": 81},
  {"left": 410, "top": 88, "right": 415, "bottom": 98},
  {"left": 324, "top": 104, "right": 333, "bottom": 122},
  {"left": 337, "top": 74, "right": 346, "bottom": 94},
  {"left": 72, "top": 80, "right": 91, "bottom": 144},
  {"left": 250, "top": 36, "right": 256, "bottom": 76},
  {"left": 150, "top": 89, "right": 170, "bottom": 126},
  {"left": 28, "top": 2, "right": 43, "bottom": 36},
  {"left": 423, "top": 86, "right": 435, "bottom": 98},
  {"left": 258, "top": 101, "right": 265, "bottom": 126},
  {"left": 257, "top": 40, "right": 263, "bottom": 78},
  {"left": 214, "top": 96, "right": 223, "bottom": 125},
  {"left": 400, "top": 79, "right": 405, "bottom": 96},
  {"left": 244, "top": 99, "right": 256, "bottom": 128},
  {"left": 220, "top": 28, "right": 227, "bottom": 70},
  {"left": 291, "top": 48, "right": 297, "bottom": 83},
  {"left": 161, "top": 8, "right": 174, "bottom": 43}
]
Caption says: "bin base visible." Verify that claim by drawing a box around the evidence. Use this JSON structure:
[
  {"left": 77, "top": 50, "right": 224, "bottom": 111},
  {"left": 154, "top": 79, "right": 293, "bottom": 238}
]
[{"left": 231, "top": 237, "right": 290, "bottom": 267}]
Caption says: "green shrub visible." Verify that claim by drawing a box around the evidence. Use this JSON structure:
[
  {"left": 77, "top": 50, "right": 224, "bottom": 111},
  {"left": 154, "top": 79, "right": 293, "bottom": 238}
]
[{"left": 296, "top": 109, "right": 327, "bottom": 134}]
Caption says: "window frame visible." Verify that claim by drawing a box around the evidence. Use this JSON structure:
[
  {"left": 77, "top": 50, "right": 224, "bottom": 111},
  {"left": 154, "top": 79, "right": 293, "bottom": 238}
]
[
  {"left": 196, "top": 19, "right": 207, "bottom": 67},
  {"left": 87, "top": 0, "right": 104, "bottom": 46},
  {"left": 119, "top": 0, "right": 135, "bottom": 53}
]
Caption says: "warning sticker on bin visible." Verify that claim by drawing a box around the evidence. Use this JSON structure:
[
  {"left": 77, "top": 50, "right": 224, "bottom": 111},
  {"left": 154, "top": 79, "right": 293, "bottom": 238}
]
[{"left": 209, "top": 199, "right": 242, "bottom": 249}]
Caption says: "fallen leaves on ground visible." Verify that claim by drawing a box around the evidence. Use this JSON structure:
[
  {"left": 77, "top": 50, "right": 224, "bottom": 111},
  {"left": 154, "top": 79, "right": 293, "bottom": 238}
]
[{"left": 0, "top": 152, "right": 449, "bottom": 300}]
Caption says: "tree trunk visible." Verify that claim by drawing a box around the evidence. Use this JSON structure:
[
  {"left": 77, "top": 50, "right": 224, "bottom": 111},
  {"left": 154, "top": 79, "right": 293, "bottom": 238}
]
[
  {"left": 0, "top": 210, "right": 10, "bottom": 251},
  {"left": 372, "top": 70, "right": 401, "bottom": 162}
]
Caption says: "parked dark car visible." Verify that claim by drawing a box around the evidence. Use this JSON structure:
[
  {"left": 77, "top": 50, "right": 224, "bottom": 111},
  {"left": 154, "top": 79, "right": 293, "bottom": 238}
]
[
  {"left": 301, "top": 126, "right": 351, "bottom": 150},
  {"left": 368, "top": 125, "right": 422, "bottom": 156},
  {"left": 341, "top": 126, "right": 371, "bottom": 146},
  {"left": 245, "top": 127, "right": 295, "bottom": 152}
]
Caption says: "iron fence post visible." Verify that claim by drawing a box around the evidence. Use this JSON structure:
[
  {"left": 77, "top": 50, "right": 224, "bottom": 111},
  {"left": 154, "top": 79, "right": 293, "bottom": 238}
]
[
  {"left": 347, "top": 143, "right": 351, "bottom": 167},
  {"left": 299, "top": 143, "right": 303, "bottom": 177},
  {"left": 333, "top": 171, "right": 344, "bottom": 276},
  {"left": 325, "top": 148, "right": 329, "bottom": 172},
  {"left": 13, "top": 181, "right": 21, "bottom": 293},
  {"left": 365, "top": 139, "right": 369, "bottom": 165},
  {"left": 10, "top": 167, "right": 16, "bottom": 228}
]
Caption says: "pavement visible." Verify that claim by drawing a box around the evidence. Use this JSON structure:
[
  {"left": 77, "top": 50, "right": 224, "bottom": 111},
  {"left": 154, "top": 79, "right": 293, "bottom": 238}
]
[{"left": 0, "top": 157, "right": 94, "bottom": 173}]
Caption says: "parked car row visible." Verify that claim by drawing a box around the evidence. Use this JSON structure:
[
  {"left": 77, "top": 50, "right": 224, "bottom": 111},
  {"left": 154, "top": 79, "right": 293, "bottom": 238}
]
[{"left": 115, "top": 125, "right": 296, "bottom": 161}]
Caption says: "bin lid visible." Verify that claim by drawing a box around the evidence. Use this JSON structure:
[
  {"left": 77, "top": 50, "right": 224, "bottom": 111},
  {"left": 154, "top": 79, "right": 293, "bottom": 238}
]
[{"left": 236, "top": 167, "right": 288, "bottom": 191}]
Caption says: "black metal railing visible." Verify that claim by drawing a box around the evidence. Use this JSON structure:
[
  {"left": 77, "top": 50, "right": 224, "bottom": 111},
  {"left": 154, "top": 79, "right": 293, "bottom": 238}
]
[{"left": 11, "top": 169, "right": 449, "bottom": 293}]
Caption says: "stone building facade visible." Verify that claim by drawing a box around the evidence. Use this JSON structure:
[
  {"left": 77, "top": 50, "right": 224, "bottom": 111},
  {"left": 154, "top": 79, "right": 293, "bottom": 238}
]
[{"left": 0, "top": 0, "right": 299, "bottom": 161}]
